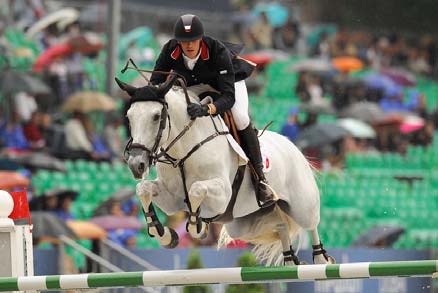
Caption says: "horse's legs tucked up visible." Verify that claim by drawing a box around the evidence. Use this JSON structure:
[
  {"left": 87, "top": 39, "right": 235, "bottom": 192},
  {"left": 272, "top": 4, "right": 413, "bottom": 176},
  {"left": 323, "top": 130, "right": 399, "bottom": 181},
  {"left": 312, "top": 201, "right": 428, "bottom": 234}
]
[
  {"left": 187, "top": 178, "right": 228, "bottom": 239},
  {"left": 310, "top": 229, "right": 336, "bottom": 264},
  {"left": 136, "top": 180, "right": 179, "bottom": 248}
]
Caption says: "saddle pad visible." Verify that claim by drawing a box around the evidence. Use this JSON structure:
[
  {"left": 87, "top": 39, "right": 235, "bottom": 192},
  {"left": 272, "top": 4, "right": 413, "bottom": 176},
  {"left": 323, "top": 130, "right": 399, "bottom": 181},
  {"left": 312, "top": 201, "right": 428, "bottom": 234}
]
[{"left": 187, "top": 84, "right": 271, "bottom": 170}]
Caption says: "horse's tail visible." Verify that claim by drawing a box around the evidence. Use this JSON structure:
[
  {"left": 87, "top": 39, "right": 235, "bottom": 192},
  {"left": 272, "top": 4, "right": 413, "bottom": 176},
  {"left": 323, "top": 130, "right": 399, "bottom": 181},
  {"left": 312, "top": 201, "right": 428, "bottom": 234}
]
[{"left": 218, "top": 205, "right": 302, "bottom": 266}]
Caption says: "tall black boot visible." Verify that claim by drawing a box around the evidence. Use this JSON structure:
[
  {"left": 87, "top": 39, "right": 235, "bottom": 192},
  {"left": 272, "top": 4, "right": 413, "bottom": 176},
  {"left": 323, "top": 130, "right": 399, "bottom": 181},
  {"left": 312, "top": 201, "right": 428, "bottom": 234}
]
[{"left": 238, "top": 123, "right": 275, "bottom": 209}]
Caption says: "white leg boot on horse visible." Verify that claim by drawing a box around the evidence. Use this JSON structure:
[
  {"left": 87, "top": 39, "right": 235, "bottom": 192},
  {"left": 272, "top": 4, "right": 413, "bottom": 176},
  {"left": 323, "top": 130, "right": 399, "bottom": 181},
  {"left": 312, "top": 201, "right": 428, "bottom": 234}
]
[
  {"left": 310, "top": 229, "right": 336, "bottom": 264},
  {"left": 187, "top": 178, "right": 228, "bottom": 239},
  {"left": 276, "top": 223, "right": 301, "bottom": 266},
  {"left": 136, "top": 180, "right": 179, "bottom": 248}
]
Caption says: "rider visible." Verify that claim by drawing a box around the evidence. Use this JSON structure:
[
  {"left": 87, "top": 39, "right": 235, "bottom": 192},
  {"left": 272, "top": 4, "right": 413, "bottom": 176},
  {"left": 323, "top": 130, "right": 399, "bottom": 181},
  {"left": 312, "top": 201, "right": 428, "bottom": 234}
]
[{"left": 150, "top": 14, "right": 275, "bottom": 209}]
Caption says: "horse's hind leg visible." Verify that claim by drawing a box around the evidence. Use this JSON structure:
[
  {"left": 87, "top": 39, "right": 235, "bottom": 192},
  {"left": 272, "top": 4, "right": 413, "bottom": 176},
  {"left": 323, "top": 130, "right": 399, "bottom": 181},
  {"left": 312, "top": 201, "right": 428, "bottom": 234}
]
[
  {"left": 310, "top": 229, "right": 335, "bottom": 264},
  {"left": 277, "top": 223, "right": 300, "bottom": 266},
  {"left": 137, "top": 181, "right": 179, "bottom": 248}
]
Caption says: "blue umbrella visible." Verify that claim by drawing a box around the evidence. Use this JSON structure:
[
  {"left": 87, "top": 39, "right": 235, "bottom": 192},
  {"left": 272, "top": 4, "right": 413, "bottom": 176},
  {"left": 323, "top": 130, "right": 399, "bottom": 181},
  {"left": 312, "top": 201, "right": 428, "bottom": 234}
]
[
  {"left": 362, "top": 73, "right": 402, "bottom": 97},
  {"left": 252, "top": 3, "right": 288, "bottom": 28}
]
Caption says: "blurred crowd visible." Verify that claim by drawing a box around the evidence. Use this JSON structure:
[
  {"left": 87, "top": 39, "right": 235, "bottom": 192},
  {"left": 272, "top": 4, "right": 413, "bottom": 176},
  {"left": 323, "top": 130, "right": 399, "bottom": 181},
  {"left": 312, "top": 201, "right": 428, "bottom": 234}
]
[
  {"left": 1, "top": 0, "right": 438, "bottom": 257},
  {"left": 278, "top": 28, "right": 438, "bottom": 171}
]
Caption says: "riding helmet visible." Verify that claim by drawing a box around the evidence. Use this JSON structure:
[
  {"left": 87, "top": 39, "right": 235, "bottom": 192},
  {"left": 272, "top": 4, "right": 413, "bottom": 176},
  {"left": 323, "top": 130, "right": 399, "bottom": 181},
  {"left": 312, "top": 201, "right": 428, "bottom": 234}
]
[{"left": 173, "top": 14, "right": 204, "bottom": 42}]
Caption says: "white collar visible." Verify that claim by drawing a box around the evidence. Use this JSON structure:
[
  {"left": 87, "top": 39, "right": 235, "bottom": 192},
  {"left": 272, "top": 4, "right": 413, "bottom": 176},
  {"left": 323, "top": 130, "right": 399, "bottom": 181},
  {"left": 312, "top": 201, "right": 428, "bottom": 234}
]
[{"left": 182, "top": 50, "right": 201, "bottom": 70}]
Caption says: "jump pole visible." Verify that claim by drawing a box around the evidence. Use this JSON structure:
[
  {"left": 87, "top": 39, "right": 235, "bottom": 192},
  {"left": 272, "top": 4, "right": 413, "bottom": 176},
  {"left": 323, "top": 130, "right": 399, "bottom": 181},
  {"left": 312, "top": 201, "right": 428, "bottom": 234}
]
[{"left": 0, "top": 260, "right": 437, "bottom": 291}]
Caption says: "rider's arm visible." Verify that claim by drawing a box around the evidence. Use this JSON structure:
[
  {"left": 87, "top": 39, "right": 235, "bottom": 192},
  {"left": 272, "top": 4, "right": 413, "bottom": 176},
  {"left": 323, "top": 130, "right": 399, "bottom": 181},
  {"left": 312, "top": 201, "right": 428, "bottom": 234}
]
[{"left": 210, "top": 41, "right": 236, "bottom": 114}]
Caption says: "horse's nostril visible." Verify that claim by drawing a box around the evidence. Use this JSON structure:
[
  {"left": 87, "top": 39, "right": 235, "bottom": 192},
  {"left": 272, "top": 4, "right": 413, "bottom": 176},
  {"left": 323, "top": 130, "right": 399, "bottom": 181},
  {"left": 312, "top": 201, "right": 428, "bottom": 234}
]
[{"left": 138, "top": 162, "right": 145, "bottom": 174}]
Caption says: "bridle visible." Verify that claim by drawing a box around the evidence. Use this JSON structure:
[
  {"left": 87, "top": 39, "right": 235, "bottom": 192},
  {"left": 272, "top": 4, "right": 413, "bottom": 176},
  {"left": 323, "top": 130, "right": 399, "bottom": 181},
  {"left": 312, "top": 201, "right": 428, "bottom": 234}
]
[{"left": 123, "top": 100, "right": 171, "bottom": 166}]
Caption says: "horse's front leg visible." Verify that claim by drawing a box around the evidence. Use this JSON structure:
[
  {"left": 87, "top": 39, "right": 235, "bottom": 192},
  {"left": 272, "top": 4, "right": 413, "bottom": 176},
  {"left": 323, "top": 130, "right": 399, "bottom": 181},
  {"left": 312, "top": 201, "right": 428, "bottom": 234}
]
[
  {"left": 136, "top": 180, "right": 179, "bottom": 248},
  {"left": 187, "top": 178, "right": 228, "bottom": 239}
]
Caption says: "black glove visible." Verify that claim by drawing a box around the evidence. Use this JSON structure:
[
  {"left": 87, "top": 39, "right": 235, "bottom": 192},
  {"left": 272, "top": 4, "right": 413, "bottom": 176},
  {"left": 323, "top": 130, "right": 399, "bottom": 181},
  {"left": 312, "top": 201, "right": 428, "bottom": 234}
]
[{"left": 187, "top": 103, "right": 209, "bottom": 120}]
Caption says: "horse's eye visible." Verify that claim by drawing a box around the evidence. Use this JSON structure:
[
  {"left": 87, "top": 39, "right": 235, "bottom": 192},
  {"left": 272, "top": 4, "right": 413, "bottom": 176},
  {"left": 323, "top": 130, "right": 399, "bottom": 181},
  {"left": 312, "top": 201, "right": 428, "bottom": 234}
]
[{"left": 153, "top": 113, "right": 160, "bottom": 122}]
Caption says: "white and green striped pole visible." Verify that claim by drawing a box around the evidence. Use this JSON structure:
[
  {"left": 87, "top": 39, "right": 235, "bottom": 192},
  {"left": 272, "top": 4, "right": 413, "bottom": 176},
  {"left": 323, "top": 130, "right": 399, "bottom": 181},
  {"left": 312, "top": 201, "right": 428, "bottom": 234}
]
[{"left": 0, "top": 260, "right": 437, "bottom": 291}]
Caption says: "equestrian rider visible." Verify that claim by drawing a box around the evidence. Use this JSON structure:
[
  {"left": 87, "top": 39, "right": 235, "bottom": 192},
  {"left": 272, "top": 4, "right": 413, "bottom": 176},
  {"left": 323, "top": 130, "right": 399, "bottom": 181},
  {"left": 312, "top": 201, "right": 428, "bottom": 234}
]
[{"left": 150, "top": 14, "right": 275, "bottom": 209}]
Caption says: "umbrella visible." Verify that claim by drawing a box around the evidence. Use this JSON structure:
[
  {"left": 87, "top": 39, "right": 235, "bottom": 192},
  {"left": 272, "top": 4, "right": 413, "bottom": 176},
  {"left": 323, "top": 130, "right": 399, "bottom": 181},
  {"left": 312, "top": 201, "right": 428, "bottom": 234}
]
[
  {"left": 295, "top": 123, "right": 351, "bottom": 149},
  {"left": 62, "top": 91, "right": 117, "bottom": 112},
  {"left": 351, "top": 225, "right": 405, "bottom": 247},
  {"left": 29, "top": 189, "right": 78, "bottom": 211},
  {"left": 25, "top": 8, "right": 80, "bottom": 38},
  {"left": 241, "top": 52, "right": 274, "bottom": 67},
  {"left": 381, "top": 67, "right": 416, "bottom": 87},
  {"left": 400, "top": 115, "right": 425, "bottom": 134},
  {"left": 0, "top": 157, "right": 20, "bottom": 171},
  {"left": 119, "top": 26, "right": 154, "bottom": 59},
  {"left": 0, "top": 70, "right": 52, "bottom": 95},
  {"left": 90, "top": 215, "right": 144, "bottom": 231},
  {"left": 337, "top": 118, "right": 376, "bottom": 139},
  {"left": 67, "top": 32, "right": 104, "bottom": 55},
  {"left": 31, "top": 211, "right": 77, "bottom": 239},
  {"left": 7, "top": 152, "right": 66, "bottom": 172},
  {"left": 288, "top": 58, "right": 333, "bottom": 72},
  {"left": 92, "top": 188, "right": 135, "bottom": 217},
  {"left": 66, "top": 220, "right": 108, "bottom": 239},
  {"left": 299, "top": 100, "right": 336, "bottom": 115},
  {"left": 33, "top": 44, "right": 73, "bottom": 73},
  {"left": 362, "top": 73, "right": 402, "bottom": 97},
  {"left": 0, "top": 171, "right": 30, "bottom": 190},
  {"left": 43, "top": 188, "right": 79, "bottom": 200},
  {"left": 332, "top": 57, "right": 363, "bottom": 72},
  {"left": 252, "top": 2, "right": 288, "bottom": 28},
  {"left": 339, "top": 101, "right": 386, "bottom": 123}
]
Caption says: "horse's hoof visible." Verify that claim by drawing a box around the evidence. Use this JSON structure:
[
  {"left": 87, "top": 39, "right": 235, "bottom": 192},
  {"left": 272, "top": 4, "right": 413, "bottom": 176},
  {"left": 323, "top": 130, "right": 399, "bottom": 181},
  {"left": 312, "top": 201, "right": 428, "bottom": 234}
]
[
  {"left": 187, "top": 221, "right": 209, "bottom": 239},
  {"left": 162, "top": 228, "right": 179, "bottom": 249},
  {"left": 199, "top": 223, "right": 209, "bottom": 239},
  {"left": 299, "top": 261, "right": 308, "bottom": 265},
  {"left": 327, "top": 255, "right": 336, "bottom": 264}
]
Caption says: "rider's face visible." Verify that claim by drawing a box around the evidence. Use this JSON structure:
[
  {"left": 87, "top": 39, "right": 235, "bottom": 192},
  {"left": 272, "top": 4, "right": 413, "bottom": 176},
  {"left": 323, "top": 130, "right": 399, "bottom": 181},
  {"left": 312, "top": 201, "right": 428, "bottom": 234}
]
[{"left": 179, "top": 39, "right": 201, "bottom": 59}]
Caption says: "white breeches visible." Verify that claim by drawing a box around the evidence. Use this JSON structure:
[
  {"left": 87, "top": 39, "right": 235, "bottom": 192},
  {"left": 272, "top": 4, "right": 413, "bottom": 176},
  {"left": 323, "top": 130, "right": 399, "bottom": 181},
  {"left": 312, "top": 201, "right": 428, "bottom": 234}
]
[{"left": 231, "top": 80, "right": 250, "bottom": 130}]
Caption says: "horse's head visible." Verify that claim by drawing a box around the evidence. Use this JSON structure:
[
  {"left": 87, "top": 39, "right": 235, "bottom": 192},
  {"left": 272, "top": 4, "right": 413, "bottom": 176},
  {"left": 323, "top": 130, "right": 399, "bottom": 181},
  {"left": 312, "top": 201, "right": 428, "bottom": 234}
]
[{"left": 115, "top": 75, "right": 178, "bottom": 179}]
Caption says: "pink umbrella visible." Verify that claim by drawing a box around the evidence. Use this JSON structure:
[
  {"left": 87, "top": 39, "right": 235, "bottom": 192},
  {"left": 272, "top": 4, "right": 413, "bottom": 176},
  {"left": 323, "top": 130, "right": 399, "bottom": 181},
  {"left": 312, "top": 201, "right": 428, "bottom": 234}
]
[
  {"left": 241, "top": 52, "right": 274, "bottom": 67},
  {"left": 89, "top": 215, "right": 144, "bottom": 231},
  {"left": 33, "top": 43, "right": 73, "bottom": 73},
  {"left": 400, "top": 115, "right": 425, "bottom": 134}
]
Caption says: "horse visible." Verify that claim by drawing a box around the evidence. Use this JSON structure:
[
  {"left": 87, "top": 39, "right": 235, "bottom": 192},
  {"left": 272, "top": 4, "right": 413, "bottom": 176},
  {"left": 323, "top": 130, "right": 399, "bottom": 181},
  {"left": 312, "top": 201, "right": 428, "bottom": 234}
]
[{"left": 115, "top": 74, "right": 334, "bottom": 265}]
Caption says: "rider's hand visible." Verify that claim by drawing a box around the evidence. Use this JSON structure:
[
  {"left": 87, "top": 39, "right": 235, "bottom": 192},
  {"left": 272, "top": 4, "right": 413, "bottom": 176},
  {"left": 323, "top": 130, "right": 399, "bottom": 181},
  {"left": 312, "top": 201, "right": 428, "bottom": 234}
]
[{"left": 187, "top": 103, "right": 209, "bottom": 119}]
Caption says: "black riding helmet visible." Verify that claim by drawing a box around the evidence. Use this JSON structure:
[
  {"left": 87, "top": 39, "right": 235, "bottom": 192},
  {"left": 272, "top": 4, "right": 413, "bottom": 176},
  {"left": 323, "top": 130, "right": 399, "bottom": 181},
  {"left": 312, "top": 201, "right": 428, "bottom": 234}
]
[{"left": 174, "top": 14, "right": 204, "bottom": 42}]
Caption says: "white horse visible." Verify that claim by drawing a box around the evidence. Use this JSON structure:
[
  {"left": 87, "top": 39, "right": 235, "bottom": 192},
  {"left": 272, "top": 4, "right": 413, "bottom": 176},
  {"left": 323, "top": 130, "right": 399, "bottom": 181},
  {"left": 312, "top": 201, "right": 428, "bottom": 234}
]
[{"left": 116, "top": 75, "right": 334, "bottom": 265}]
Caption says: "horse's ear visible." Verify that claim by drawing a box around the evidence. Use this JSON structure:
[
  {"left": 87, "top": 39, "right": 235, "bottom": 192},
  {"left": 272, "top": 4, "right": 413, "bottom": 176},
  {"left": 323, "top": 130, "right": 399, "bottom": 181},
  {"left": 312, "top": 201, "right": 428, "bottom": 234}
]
[
  {"left": 115, "top": 77, "right": 137, "bottom": 97},
  {"left": 157, "top": 74, "right": 178, "bottom": 96}
]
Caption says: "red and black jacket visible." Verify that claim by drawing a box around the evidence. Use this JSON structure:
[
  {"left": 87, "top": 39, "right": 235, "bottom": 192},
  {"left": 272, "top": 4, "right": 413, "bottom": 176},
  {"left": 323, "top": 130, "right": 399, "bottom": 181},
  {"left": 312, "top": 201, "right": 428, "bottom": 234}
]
[{"left": 150, "top": 36, "right": 255, "bottom": 114}]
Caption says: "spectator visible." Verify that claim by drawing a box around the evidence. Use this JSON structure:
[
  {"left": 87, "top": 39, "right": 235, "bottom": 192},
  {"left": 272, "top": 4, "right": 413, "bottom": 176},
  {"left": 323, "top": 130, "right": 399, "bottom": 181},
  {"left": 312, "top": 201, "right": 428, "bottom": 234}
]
[
  {"left": 14, "top": 91, "right": 37, "bottom": 123},
  {"left": 295, "top": 71, "right": 310, "bottom": 102},
  {"left": 281, "top": 107, "right": 300, "bottom": 142},
  {"left": 0, "top": 111, "right": 31, "bottom": 152},
  {"left": 64, "top": 112, "right": 93, "bottom": 158},
  {"left": 249, "top": 12, "right": 273, "bottom": 49},
  {"left": 55, "top": 195, "right": 75, "bottom": 221},
  {"left": 103, "top": 112, "right": 125, "bottom": 160},
  {"left": 23, "top": 111, "right": 46, "bottom": 149},
  {"left": 108, "top": 229, "right": 137, "bottom": 248}
]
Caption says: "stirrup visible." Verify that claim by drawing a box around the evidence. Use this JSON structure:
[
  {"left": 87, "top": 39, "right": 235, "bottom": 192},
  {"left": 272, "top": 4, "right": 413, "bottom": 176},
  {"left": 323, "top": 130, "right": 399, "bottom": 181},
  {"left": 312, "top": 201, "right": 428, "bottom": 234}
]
[{"left": 256, "top": 181, "right": 276, "bottom": 209}]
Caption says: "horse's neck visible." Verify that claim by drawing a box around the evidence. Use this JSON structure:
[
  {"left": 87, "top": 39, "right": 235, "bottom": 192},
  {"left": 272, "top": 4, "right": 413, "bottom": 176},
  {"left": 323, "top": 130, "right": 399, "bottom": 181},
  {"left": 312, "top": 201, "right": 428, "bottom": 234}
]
[{"left": 164, "top": 90, "right": 219, "bottom": 158}]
